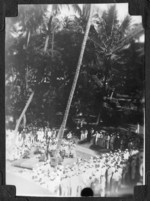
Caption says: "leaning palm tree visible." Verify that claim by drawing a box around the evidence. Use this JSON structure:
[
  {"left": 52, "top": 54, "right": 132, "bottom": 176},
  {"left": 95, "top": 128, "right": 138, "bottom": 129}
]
[
  {"left": 54, "top": 4, "right": 93, "bottom": 160},
  {"left": 8, "top": 5, "right": 47, "bottom": 145}
]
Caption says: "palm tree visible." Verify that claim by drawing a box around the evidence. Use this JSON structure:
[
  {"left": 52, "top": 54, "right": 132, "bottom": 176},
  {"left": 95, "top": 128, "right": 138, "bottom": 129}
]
[
  {"left": 55, "top": 4, "right": 93, "bottom": 160},
  {"left": 14, "top": 5, "right": 47, "bottom": 47},
  {"left": 7, "top": 5, "right": 47, "bottom": 145},
  {"left": 87, "top": 5, "right": 144, "bottom": 125},
  {"left": 61, "top": 4, "right": 101, "bottom": 34},
  {"left": 90, "top": 5, "right": 144, "bottom": 93},
  {"left": 14, "top": 92, "right": 34, "bottom": 136},
  {"left": 43, "top": 4, "right": 81, "bottom": 56}
]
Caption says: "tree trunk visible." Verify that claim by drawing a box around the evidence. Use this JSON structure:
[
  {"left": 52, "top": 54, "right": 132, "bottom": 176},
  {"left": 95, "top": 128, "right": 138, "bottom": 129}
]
[
  {"left": 27, "top": 31, "right": 31, "bottom": 47},
  {"left": 55, "top": 5, "right": 93, "bottom": 157},
  {"left": 23, "top": 114, "right": 26, "bottom": 129},
  {"left": 44, "top": 35, "right": 50, "bottom": 52},
  {"left": 13, "top": 91, "right": 34, "bottom": 143},
  {"left": 110, "top": 90, "right": 114, "bottom": 100},
  {"left": 44, "top": 14, "right": 53, "bottom": 53},
  {"left": 51, "top": 30, "right": 55, "bottom": 57},
  {"left": 96, "top": 113, "right": 100, "bottom": 125}
]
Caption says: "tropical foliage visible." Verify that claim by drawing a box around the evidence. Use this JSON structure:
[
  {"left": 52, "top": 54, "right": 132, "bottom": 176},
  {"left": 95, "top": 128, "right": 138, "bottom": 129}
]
[{"left": 5, "top": 4, "right": 144, "bottom": 133}]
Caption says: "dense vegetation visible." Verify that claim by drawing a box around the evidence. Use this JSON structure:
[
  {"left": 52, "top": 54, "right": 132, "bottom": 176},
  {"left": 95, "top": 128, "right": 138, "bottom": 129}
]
[{"left": 5, "top": 4, "right": 144, "bottom": 132}]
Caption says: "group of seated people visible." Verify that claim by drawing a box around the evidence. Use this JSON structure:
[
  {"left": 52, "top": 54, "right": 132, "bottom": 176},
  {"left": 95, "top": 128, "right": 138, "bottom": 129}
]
[
  {"left": 44, "top": 138, "right": 77, "bottom": 159},
  {"left": 32, "top": 149, "right": 143, "bottom": 197},
  {"left": 6, "top": 128, "right": 77, "bottom": 161}
]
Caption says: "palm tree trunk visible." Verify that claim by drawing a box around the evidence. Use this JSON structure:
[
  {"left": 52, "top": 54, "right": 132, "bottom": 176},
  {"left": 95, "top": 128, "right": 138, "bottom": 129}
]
[
  {"left": 96, "top": 113, "right": 100, "bottom": 125},
  {"left": 27, "top": 31, "right": 31, "bottom": 47},
  {"left": 110, "top": 90, "right": 114, "bottom": 100},
  {"left": 51, "top": 30, "right": 55, "bottom": 57},
  {"left": 23, "top": 114, "right": 26, "bottom": 129},
  {"left": 55, "top": 5, "right": 93, "bottom": 157},
  {"left": 44, "top": 35, "right": 50, "bottom": 52},
  {"left": 25, "top": 66, "right": 29, "bottom": 90},
  {"left": 44, "top": 14, "right": 53, "bottom": 53},
  {"left": 13, "top": 91, "right": 34, "bottom": 143}
]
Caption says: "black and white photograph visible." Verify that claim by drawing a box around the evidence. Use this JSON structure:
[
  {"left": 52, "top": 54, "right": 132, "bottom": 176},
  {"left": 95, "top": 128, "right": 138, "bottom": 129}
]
[{"left": 5, "top": 3, "right": 145, "bottom": 197}]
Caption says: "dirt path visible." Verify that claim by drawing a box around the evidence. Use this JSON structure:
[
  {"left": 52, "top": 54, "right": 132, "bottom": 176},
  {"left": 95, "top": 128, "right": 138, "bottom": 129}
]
[
  {"left": 76, "top": 144, "right": 99, "bottom": 156},
  {"left": 6, "top": 171, "right": 52, "bottom": 196}
]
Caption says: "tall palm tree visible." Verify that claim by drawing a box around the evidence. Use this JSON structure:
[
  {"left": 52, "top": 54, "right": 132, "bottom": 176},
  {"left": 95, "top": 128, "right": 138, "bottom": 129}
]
[
  {"left": 90, "top": 5, "right": 144, "bottom": 92},
  {"left": 87, "top": 5, "right": 144, "bottom": 125},
  {"left": 16, "top": 5, "right": 47, "bottom": 47},
  {"left": 43, "top": 4, "right": 81, "bottom": 56},
  {"left": 55, "top": 4, "right": 93, "bottom": 159},
  {"left": 61, "top": 4, "right": 100, "bottom": 34}
]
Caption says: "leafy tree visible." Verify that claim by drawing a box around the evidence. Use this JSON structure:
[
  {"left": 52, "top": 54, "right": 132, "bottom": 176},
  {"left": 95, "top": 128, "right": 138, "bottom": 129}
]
[
  {"left": 5, "top": 4, "right": 144, "bottom": 144},
  {"left": 90, "top": 5, "right": 143, "bottom": 90},
  {"left": 6, "top": 5, "right": 48, "bottom": 141},
  {"left": 43, "top": 4, "right": 81, "bottom": 55},
  {"left": 84, "top": 5, "right": 144, "bottom": 123}
]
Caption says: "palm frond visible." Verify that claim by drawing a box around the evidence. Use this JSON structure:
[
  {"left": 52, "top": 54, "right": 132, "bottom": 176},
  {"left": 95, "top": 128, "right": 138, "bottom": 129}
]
[
  {"left": 104, "top": 5, "right": 118, "bottom": 37},
  {"left": 112, "top": 24, "right": 144, "bottom": 54},
  {"left": 89, "top": 36, "right": 106, "bottom": 52},
  {"left": 119, "top": 15, "right": 132, "bottom": 36},
  {"left": 82, "top": 4, "right": 91, "bottom": 21},
  {"left": 92, "top": 75, "right": 103, "bottom": 88},
  {"left": 52, "top": 4, "right": 60, "bottom": 16},
  {"left": 71, "top": 4, "right": 82, "bottom": 16},
  {"left": 136, "top": 47, "right": 144, "bottom": 56}
]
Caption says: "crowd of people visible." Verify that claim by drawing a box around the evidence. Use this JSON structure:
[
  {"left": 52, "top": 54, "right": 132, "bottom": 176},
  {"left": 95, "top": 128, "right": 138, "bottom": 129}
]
[
  {"left": 6, "top": 129, "right": 29, "bottom": 160},
  {"left": 32, "top": 149, "right": 143, "bottom": 197},
  {"left": 6, "top": 126, "right": 143, "bottom": 197},
  {"left": 79, "top": 127, "right": 143, "bottom": 151},
  {"left": 6, "top": 128, "right": 77, "bottom": 161}
]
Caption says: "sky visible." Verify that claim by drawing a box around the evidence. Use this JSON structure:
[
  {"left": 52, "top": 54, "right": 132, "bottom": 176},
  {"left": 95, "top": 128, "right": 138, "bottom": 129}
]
[
  {"left": 94, "top": 3, "right": 142, "bottom": 23},
  {"left": 54, "top": 3, "right": 142, "bottom": 24},
  {"left": 54, "top": 3, "right": 144, "bottom": 42},
  {"left": 7, "top": 3, "right": 144, "bottom": 43}
]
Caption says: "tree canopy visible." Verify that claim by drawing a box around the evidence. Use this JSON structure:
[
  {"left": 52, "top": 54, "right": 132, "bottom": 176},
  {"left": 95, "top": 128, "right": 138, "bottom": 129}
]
[{"left": 5, "top": 4, "right": 144, "bottom": 130}]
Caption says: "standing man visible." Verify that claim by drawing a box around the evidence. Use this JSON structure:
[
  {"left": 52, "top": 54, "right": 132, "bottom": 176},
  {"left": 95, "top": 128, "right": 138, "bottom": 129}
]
[
  {"left": 95, "top": 131, "right": 100, "bottom": 146},
  {"left": 21, "top": 128, "right": 26, "bottom": 144},
  {"left": 111, "top": 167, "right": 122, "bottom": 195},
  {"left": 100, "top": 164, "right": 107, "bottom": 196},
  {"left": 131, "top": 155, "right": 137, "bottom": 181},
  {"left": 115, "top": 134, "right": 121, "bottom": 150},
  {"left": 110, "top": 134, "right": 114, "bottom": 151},
  {"left": 70, "top": 171, "right": 80, "bottom": 196},
  {"left": 120, "top": 137, "right": 125, "bottom": 150},
  {"left": 105, "top": 134, "right": 110, "bottom": 150},
  {"left": 80, "top": 130, "right": 84, "bottom": 141},
  {"left": 87, "top": 127, "right": 92, "bottom": 142},
  {"left": 107, "top": 164, "right": 116, "bottom": 194}
]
